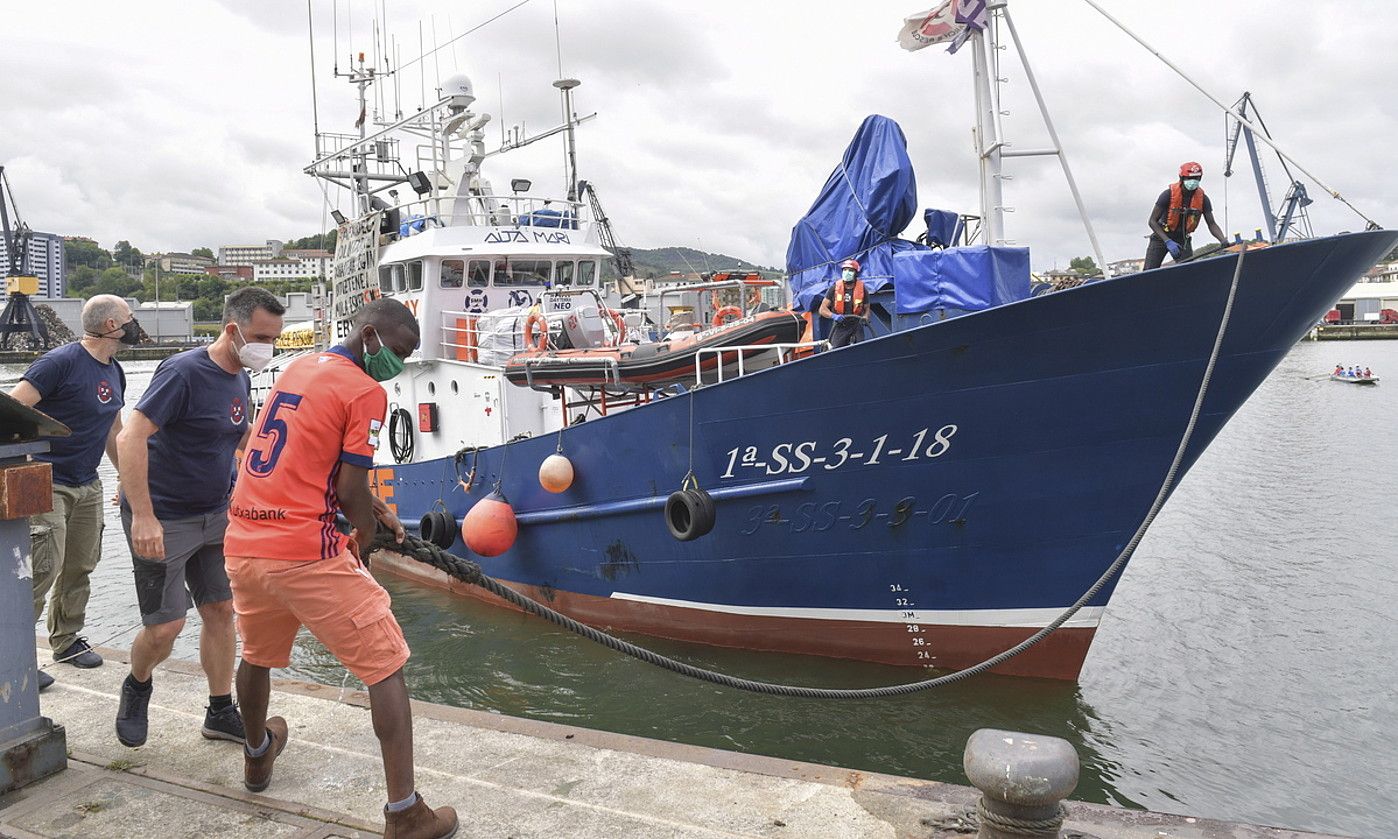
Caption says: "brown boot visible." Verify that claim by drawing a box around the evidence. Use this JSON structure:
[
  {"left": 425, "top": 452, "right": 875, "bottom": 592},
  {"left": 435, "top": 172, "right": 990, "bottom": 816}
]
[
  {"left": 383, "top": 793, "right": 458, "bottom": 839},
  {"left": 243, "top": 716, "right": 288, "bottom": 792}
]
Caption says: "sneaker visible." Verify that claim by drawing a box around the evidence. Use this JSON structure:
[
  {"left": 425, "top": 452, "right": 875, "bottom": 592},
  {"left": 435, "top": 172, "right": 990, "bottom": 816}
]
[
  {"left": 54, "top": 637, "right": 103, "bottom": 669},
  {"left": 116, "top": 675, "right": 151, "bottom": 747},
  {"left": 243, "top": 716, "right": 288, "bottom": 793},
  {"left": 383, "top": 793, "right": 458, "bottom": 839},
  {"left": 37, "top": 670, "right": 54, "bottom": 692},
  {"left": 202, "top": 703, "right": 246, "bottom": 743}
]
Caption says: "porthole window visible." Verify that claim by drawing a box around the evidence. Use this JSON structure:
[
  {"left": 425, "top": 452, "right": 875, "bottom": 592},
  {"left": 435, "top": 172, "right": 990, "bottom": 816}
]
[
  {"left": 450, "top": 380, "right": 459, "bottom": 394},
  {"left": 428, "top": 381, "right": 436, "bottom": 396}
]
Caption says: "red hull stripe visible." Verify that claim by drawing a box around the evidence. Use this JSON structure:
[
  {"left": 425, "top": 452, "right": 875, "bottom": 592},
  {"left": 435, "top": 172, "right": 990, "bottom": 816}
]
[{"left": 373, "top": 551, "right": 1097, "bottom": 681}]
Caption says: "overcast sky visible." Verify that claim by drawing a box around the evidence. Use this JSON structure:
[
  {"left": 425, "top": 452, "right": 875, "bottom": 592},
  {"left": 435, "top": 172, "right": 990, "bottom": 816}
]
[{"left": 3, "top": 0, "right": 1395, "bottom": 271}]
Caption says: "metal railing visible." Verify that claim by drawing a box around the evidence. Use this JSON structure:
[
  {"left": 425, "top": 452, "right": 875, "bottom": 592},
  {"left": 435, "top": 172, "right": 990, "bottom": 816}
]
[
  {"left": 389, "top": 195, "right": 590, "bottom": 231},
  {"left": 694, "top": 341, "right": 826, "bottom": 385}
]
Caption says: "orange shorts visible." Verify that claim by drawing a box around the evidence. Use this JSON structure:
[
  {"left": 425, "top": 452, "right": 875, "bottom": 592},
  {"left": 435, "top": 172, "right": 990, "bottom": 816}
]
[{"left": 225, "top": 549, "right": 410, "bottom": 686}]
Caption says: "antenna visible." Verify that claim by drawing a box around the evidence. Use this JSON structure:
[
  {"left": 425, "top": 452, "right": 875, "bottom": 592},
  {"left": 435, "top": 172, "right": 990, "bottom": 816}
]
[
  {"left": 307, "top": 0, "right": 320, "bottom": 139},
  {"left": 431, "top": 15, "right": 442, "bottom": 97},
  {"left": 446, "top": 15, "right": 460, "bottom": 70},
  {"left": 332, "top": 0, "right": 339, "bottom": 76}
]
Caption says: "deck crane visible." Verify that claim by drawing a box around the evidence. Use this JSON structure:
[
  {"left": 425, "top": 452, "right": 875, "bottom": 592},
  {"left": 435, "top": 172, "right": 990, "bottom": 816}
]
[
  {"left": 1223, "top": 92, "right": 1314, "bottom": 243},
  {"left": 0, "top": 165, "right": 52, "bottom": 350},
  {"left": 576, "top": 179, "right": 636, "bottom": 282}
]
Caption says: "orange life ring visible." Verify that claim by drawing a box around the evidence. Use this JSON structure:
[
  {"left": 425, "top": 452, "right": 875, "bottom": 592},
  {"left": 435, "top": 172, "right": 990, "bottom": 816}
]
[
  {"left": 605, "top": 308, "right": 627, "bottom": 345},
  {"left": 713, "top": 306, "right": 743, "bottom": 327},
  {"left": 523, "top": 313, "right": 550, "bottom": 351}
]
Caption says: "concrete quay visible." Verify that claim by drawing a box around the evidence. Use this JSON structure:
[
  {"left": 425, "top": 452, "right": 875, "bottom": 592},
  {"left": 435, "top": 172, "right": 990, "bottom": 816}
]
[{"left": 2, "top": 645, "right": 1340, "bottom": 839}]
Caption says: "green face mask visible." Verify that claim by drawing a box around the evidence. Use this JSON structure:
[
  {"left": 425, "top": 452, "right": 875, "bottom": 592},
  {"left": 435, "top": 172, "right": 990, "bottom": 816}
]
[
  {"left": 1182, "top": 178, "right": 1200, "bottom": 191},
  {"left": 363, "top": 329, "right": 405, "bottom": 382}
]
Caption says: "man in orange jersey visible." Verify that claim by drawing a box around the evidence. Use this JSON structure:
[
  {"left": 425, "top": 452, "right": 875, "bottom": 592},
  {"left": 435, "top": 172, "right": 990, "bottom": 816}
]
[{"left": 223, "top": 298, "right": 457, "bottom": 839}]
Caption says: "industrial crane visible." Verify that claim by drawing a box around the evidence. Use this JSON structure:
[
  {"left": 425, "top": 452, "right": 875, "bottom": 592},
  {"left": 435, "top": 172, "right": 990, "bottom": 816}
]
[
  {"left": 0, "top": 165, "right": 52, "bottom": 350},
  {"left": 576, "top": 179, "right": 636, "bottom": 281},
  {"left": 1223, "top": 92, "right": 1314, "bottom": 244}
]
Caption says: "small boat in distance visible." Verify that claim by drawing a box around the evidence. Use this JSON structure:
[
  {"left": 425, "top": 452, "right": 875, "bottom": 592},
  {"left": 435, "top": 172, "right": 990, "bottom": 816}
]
[{"left": 1330, "top": 372, "right": 1380, "bottom": 385}]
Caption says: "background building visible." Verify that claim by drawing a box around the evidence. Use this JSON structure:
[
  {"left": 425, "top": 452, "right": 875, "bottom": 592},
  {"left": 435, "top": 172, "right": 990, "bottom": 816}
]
[
  {"left": 282, "top": 248, "right": 331, "bottom": 278},
  {"left": 146, "top": 252, "right": 215, "bottom": 274},
  {"left": 0, "top": 230, "right": 65, "bottom": 297},
  {"left": 218, "top": 240, "right": 284, "bottom": 267},
  {"left": 134, "top": 300, "right": 194, "bottom": 341},
  {"left": 1107, "top": 258, "right": 1145, "bottom": 277},
  {"left": 205, "top": 264, "right": 253, "bottom": 282}
]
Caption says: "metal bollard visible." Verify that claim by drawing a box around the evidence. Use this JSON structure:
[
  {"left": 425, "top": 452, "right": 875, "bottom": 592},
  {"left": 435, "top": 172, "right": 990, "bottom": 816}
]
[{"left": 963, "top": 728, "right": 1078, "bottom": 839}]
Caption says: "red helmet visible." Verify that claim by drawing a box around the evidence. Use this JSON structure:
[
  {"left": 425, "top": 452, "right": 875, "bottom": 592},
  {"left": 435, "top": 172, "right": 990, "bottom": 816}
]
[
  {"left": 839, "top": 259, "right": 861, "bottom": 272},
  {"left": 1179, "top": 161, "right": 1203, "bottom": 178}
]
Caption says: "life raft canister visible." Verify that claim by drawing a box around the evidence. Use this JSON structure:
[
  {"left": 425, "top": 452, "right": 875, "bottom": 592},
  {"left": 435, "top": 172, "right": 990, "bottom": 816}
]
[
  {"left": 832, "top": 278, "right": 867, "bottom": 317},
  {"left": 1164, "top": 182, "right": 1206, "bottom": 234}
]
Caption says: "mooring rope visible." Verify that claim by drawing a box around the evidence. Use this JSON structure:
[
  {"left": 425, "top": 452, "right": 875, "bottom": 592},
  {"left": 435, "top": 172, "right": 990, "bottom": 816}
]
[{"left": 371, "top": 248, "right": 1249, "bottom": 698}]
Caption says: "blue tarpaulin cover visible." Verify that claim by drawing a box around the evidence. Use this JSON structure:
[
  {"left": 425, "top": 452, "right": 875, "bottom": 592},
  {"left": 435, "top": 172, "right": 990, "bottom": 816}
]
[
  {"left": 785, "top": 115, "right": 919, "bottom": 311},
  {"left": 923, "top": 209, "right": 961, "bottom": 248},
  {"left": 892, "top": 246, "right": 1031, "bottom": 314},
  {"left": 520, "top": 208, "right": 576, "bottom": 229}
]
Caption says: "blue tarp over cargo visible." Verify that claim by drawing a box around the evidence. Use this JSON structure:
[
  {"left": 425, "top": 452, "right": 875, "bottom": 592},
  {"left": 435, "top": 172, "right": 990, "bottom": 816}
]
[
  {"left": 893, "top": 246, "right": 1031, "bottom": 315},
  {"left": 785, "top": 115, "right": 919, "bottom": 311}
]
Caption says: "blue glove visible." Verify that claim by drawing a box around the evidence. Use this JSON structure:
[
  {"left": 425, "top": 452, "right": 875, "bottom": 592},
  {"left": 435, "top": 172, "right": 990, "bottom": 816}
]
[
  {"left": 833, "top": 314, "right": 846, "bottom": 323},
  {"left": 1165, "top": 239, "right": 1181, "bottom": 258}
]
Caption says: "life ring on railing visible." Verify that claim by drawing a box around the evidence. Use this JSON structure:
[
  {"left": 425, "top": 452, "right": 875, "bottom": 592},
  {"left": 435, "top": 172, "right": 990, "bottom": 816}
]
[
  {"left": 712, "top": 306, "right": 743, "bottom": 327},
  {"left": 604, "top": 308, "right": 627, "bottom": 345},
  {"left": 523, "top": 313, "right": 550, "bottom": 351}
]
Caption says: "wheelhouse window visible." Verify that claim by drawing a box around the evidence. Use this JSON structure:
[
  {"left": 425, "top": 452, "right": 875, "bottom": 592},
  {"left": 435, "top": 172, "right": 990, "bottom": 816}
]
[
  {"left": 467, "top": 260, "right": 490, "bottom": 287},
  {"left": 494, "top": 258, "right": 552, "bottom": 286},
  {"left": 578, "top": 260, "right": 597, "bottom": 286},
  {"left": 379, "top": 264, "right": 403, "bottom": 293},
  {"left": 407, "top": 261, "right": 423, "bottom": 291},
  {"left": 555, "top": 260, "right": 575, "bottom": 286},
  {"left": 441, "top": 259, "right": 464, "bottom": 289}
]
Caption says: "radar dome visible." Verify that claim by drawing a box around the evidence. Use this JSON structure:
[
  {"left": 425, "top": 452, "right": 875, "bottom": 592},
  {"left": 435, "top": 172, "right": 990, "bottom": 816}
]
[{"left": 442, "top": 74, "right": 475, "bottom": 108}]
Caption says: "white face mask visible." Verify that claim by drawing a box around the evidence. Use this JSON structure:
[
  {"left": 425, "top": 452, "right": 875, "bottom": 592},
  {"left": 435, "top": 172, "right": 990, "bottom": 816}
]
[
  {"left": 234, "top": 325, "right": 275, "bottom": 372},
  {"left": 841, "top": 270, "right": 856, "bottom": 281}
]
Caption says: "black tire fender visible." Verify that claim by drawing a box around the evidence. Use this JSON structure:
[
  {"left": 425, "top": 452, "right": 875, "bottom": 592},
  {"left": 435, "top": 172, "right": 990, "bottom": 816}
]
[
  {"left": 418, "top": 510, "right": 457, "bottom": 549},
  {"left": 665, "top": 487, "right": 716, "bottom": 541}
]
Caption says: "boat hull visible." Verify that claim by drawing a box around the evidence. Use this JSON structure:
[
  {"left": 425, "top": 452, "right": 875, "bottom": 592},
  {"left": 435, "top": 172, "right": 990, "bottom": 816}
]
[{"left": 371, "top": 231, "right": 1398, "bottom": 680}]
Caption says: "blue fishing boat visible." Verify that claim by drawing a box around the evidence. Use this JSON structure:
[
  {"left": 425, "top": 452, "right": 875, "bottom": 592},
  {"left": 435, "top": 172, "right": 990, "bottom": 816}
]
[{"left": 259, "top": 4, "right": 1396, "bottom": 680}]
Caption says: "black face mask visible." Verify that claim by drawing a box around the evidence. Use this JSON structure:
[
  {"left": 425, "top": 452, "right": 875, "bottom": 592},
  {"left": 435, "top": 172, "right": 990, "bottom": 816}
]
[{"left": 96, "top": 318, "right": 142, "bottom": 345}]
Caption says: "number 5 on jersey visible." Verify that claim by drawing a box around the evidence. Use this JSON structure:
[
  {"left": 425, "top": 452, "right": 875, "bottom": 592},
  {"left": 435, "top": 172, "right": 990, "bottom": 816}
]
[{"left": 247, "top": 392, "right": 304, "bottom": 477}]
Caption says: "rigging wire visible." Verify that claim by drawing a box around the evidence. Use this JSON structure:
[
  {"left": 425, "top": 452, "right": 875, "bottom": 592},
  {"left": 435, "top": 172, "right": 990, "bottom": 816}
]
[
  {"left": 1079, "top": 0, "right": 1380, "bottom": 229},
  {"left": 396, "top": 0, "right": 535, "bottom": 75}
]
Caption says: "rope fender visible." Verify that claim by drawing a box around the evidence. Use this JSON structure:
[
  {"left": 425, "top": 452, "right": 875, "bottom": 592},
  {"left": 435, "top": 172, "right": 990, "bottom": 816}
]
[{"left": 369, "top": 248, "right": 1249, "bottom": 698}]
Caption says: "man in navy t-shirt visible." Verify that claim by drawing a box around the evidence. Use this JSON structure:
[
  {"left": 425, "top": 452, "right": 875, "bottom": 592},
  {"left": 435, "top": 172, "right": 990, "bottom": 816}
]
[
  {"left": 113, "top": 287, "right": 284, "bottom": 748},
  {"left": 10, "top": 295, "right": 140, "bottom": 690}
]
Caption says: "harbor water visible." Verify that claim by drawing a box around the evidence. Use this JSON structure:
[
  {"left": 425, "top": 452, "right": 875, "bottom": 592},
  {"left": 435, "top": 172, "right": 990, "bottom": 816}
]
[{"left": 10, "top": 338, "right": 1396, "bottom": 838}]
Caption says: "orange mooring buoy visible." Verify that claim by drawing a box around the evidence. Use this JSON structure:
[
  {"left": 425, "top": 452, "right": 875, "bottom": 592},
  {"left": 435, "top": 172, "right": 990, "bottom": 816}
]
[
  {"left": 538, "top": 453, "right": 575, "bottom": 493},
  {"left": 461, "top": 490, "right": 518, "bottom": 556}
]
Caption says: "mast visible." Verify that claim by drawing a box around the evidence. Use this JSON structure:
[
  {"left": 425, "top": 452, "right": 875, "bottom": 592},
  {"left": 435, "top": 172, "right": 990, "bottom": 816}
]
[
  {"left": 554, "top": 78, "right": 581, "bottom": 201},
  {"left": 970, "top": 29, "right": 1004, "bottom": 245}
]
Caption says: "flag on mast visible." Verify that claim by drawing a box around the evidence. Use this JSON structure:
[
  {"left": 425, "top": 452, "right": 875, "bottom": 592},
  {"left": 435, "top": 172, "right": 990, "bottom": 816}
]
[{"left": 899, "top": 0, "right": 989, "bottom": 54}]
